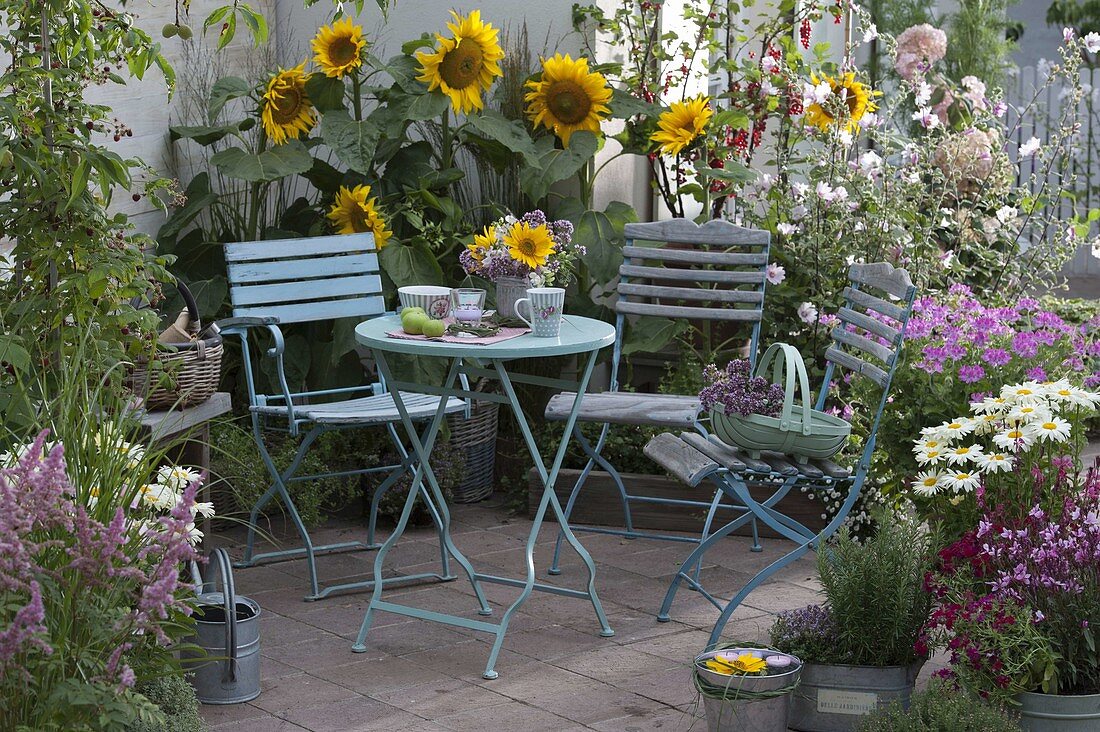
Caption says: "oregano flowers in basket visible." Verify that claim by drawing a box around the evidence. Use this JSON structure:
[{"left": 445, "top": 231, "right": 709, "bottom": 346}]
[{"left": 700, "top": 343, "right": 851, "bottom": 462}]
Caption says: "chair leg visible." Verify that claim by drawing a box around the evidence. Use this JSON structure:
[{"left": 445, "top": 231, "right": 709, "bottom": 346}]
[
  {"left": 549, "top": 423, "right": 633, "bottom": 576},
  {"left": 691, "top": 486, "right": 726, "bottom": 585}
]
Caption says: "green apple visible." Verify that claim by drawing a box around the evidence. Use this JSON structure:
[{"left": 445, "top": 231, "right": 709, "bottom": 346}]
[
  {"left": 422, "top": 319, "right": 446, "bottom": 338},
  {"left": 400, "top": 306, "right": 425, "bottom": 317},
  {"left": 401, "top": 312, "right": 429, "bottom": 335}
]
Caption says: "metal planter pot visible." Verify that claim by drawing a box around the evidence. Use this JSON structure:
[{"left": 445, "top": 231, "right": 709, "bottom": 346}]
[
  {"left": 789, "top": 661, "right": 922, "bottom": 732},
  {"left": 695, "top": 648, "right": 803, "bottom": 732},
  {"left": 1017, "top": 690, "right": 1100, "bottom": 730},
  {"left": 182, "top": 548, "right": 262, "bottom": 705}
]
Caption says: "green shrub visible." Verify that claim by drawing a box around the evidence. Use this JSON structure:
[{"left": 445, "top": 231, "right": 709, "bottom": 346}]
[
  {"left": 857, "top": 679, "right": 1019, "bottom": 731},
  {"left": 128, "top": 676, "right": 205, "bottom": 732},
  {"left": 817, "top": 514, "right": 936, "bottom": 666}
]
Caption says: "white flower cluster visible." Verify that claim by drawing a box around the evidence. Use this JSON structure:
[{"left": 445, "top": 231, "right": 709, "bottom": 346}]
[{"left": 910, "top": 380, "right": 1098, "bottom": 498}]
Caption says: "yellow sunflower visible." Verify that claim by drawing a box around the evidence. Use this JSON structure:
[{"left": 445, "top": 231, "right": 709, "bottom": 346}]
[
  {"left": 311, "top": 17, "right": 367, "bottom": 78},
  {"left": 524, "top": 53, "right": 612, "bottom": 146},
  {"left": 804, "top": 72, "right": 878, "bottom": 132},
  {"left": 261, "top": 62, "right": 316, "bottom": 145},
  {"left": 503, "top": 221, "right": 554, "bottom": 270},
  {"left": 415, "top": 10, "right": 504, "bottom": 115},
  {"left": 650, "top": 95, "right": 713, "bottom": 156},
  {"left": 467, "top": 225, "right": 494, "bottom": 262},
  {"left": 327, "top": 185, "right": 392, "bottom": 248}
]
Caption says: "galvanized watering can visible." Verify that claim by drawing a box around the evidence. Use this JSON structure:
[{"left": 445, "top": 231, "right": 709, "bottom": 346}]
[{"left": 182, "top": 548, "right": 261, "bottom": 704}]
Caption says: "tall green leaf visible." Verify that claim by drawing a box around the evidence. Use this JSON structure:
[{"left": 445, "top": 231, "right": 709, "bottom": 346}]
[
  {"left": 208, "top": 76, "right": 251, "bottom": 122},
  {"left": 464, "top": 111, "right": 543, "bottom": 167},
  {"left": 209, "top": 141, "right": 312, "bottom": 182},
  {"left": 379, "top": 240, "right": 445, "bottom": 288},
  {"left": 320, "top": 111, "right": 381, "bottom": 175}
]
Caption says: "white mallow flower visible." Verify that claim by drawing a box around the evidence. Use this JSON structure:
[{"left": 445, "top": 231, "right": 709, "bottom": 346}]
[
  {"left": 859, "top": 112, "right": 880, "bottom": 129},
  {"left": 803, "top": 80, "right": 832, "bottom": 105},
  {"left": 946, "top": 443, "right": 984, "bottom": 465},
  {"left": 1019, "top": 137, "right": 1041, "bottom": 157},
  {"left": 777, "top": 222, "right": 799, "bottom": 236},
  {"left": 797, "top": 302, "right": 818, "bottom": 324},
  {"left": 995, "top": 205, "right": 1018, "bottom": 224},
  {"left": 760, "top": 78, "right": 779, "bottom": 97},
  {"left": 1025, "top": 416, "right": 1072, "bottom": 443},
  {"left": 815, "top": 181, "right": 834, "bottom": 200},
  {"left": 914, "top": 80, "right": 933, "bottom": 106},
  {"left": 790, "top": 204, "right": 809, "bottom": 221},
  {"left": 862, "top": 23, "right": 878, "bottom": 44},
  {"left": 911, "top": 471, "right": 943, "bottom": 497},
  {"left": 1086, "top": 32, "right": 1100, "bottom": 54},
  {"left": 912, "top": 108, "right": 939, "bottom": 129},
  {"left": 757, "top": 173, "right": 776, "bottom": 191},
  {"left": 791, "top": 182, "right": 809, "bottom": 198},
  {"left": 975, "top": 452, "right": 1014, "bottom": 474},
  {"left": 837, "top": 130, "right": 853, "bottom": 147},
  {"left": 761, "top": 55, "right": 780, "bottom": 74},
  {"left": 765, "top": 262, "right": 786, "bottom": 284},
  {"left": 857, "top": 150, "right": 883, "bottom": 173}
]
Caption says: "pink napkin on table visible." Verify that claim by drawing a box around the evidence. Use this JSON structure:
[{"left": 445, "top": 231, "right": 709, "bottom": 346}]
[{"left": 386, "top": 317, "right": 530, "bottom": 346}]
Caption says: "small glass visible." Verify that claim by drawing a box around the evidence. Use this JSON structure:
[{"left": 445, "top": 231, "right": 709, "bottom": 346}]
[{"left": 451, "top": 288, "right": 487, "bottom": 324}]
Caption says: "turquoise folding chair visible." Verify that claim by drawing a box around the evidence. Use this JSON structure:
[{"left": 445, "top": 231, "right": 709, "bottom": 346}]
[
  {"left": 543, "top": 218, "right": 771, "bottom": 577},
  {"left": 645, "top": 262, "right": 917, "bottom": 647},
  {"left": 217, "top": 232, "right": 467, "bottom": 600}
]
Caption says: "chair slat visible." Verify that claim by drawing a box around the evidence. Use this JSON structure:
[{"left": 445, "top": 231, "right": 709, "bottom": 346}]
[
  {"left": 225, "top": 233, "right": 376, "bottom": 262},
  {"left": 231, "top": 275, "right": 382, "bottom": 307},
  {"left": 233, "top": 295, "right": 386, "bottom": 324},
  {"left": 618, "top": 282, "right": 764, "bottom": 305},
  {"left": 849, "top": 262, "right": 914, "bottom": 299},
  {"left": 680, "top": 432, "right": 748, "bottom": 473},
  {"left": 544, "top": 392, "right": 700, "bottom": 427},
  {"left": 227, "top": 253, "right": 379, "bottom": 284},
  {"left": 842, "top": 287, "right": 906, "bottom": 321},
  {"left": 825, "top": 346, "right": 889, "bottom": 388},
  {"left": 624, "top": 218, "right": 770, "bottom": 246},
  {"left": 619, "top": 264, "right": 765, "bottom": 285},
  {"left": 831, "top": 327, "right": 895, "bottom": 365},
  {"left": 622, "top": 246, "right": 768, "bottom": 267},
  {"left": 645, "top": 433, "right": 719, "bottom": 486},
  {"left": 759, "top": 453, "right": 801, "bottom": 476},
  {"left": 810, "top": 457, "right": 851, "bottom": 479},
  {"left": 837, "top": 306, "right": 900, "bottom": 344},
  {"left": 616, "top": 301, "right": 763, "bottom": 322}
]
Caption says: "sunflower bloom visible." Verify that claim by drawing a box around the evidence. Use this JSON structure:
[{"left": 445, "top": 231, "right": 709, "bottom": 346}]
[
  {"left": 261, "top": 63, "right": 316, "bottom": 145},
  {"left": 524, "top": 53, "right": 611, "bottom": 146},
  {"left": 327, "top": 185, "right": 392, "bottom": 248},
  {"left": 311, "top": 17, "right": 367, "bottom": 78},
  {"left": 467, "top": 225, "right": 494, "bottom": 262},
  {"left": 504, "top": 221, "right": 555, "bottom": 270},
  {"left": 804, "top": 72, "right": 878, "bottom": 132},
  {"left": 650, "top": 96, "right": 713, "bottom": 156},
  {"left": 415, "top": 10, "right": 504, "bottom": 115}
]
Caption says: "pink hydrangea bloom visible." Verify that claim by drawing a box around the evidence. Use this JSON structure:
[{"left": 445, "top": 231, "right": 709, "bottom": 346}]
[{"left": 895, "top": 24, "right": 948, "bottom": 80}]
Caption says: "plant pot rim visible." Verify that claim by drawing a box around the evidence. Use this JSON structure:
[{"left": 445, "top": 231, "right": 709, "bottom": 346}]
[
  {"left": 800, "top": 659, "right": 924, "bottom": 670},
  {"left": 1017, "top": 690, "right": 1100, "bottom": 700}
]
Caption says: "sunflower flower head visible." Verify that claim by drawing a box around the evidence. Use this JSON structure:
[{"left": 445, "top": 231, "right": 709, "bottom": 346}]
[
  {"left": 327, "top": 184, "right": 392, "bottom": 248},
  {"left": 524, "top": 53, "right": 611, "bottom": 147},
  {"left": 503, "top": 220, "right": 555, "bottom": 270},
  {"left": 261, "top": 62, "right": 317, "bottom": 145},
  {"left": 650, "top": 95, "right": 713, "bottom": 156},
  {"left": 415, "top": 10, "right": 504, "bottom": 115},
  {"left": 467, "top": 225, "right": 494, "bottom": 262},
  {"left": 312, "top": 17, "right": 367, "bottom": 78},
  {"left": 804, "top": 72, "right": 878, "bottom": 133}
]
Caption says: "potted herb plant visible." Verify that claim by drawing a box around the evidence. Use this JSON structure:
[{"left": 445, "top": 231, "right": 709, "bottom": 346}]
[
  {"left": 769, "top": 514, "right": 936, "bottom": 731},
  {"left": 912, "top": 380, "right": 1100, "bottom": 730}
]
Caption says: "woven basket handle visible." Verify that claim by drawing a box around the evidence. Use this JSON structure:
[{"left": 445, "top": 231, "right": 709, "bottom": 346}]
[
  {"left": 177, "top": 280, "right": 202, "bottom": 337},
  {"left": 754, "top": 343, "right": 813, "bottom": 436}
]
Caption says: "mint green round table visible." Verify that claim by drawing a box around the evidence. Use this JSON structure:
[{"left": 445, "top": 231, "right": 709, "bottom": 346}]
[{"left": 352, "top": 314, "right": 616, "bottom": 679}]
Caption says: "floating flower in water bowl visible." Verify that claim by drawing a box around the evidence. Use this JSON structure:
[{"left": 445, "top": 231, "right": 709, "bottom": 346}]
[{"left": 693, "top": 646, "right": 803, "bottom": 732}]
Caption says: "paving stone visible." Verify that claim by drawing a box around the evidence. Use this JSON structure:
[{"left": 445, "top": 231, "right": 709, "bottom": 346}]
[
  {"left": 280, "top": 695, "right": 422, "bottom": 732},
  {"left": 312, "top": 654, "right": 454, "bottom": 695},
  {"left": 432, "top": 699, "right": 582, "bottom": 732},
  {"left": 403, "top": 639, "right": 538, "bottom": 681},
  {"left": 263, "top": 629, "right": 368, "bottom": 671},
  {"left": 591, "top": 704, "right": 701, "bottom": 731},
  {"left": 200, "top": 701, "right": 270, "bottom": 727},
  {"left": 368, "top": 677, "right": 513, "bottom": 718},
  {"left": 249, "top": 673, "right": 360, "bottom": 715},
  {"left": 209, "top": 715, "right": 310, "bottom": 731}
]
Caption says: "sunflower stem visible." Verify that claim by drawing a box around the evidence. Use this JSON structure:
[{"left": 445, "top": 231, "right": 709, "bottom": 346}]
[
  {"left": 440, "top": 107, "right": 454, "bottom": 172},
  {"left": 352, "top": 74, "right": 363, "bottom": 122},
  {"left": 248, "top": 129, "right": 268, "bottom": 240}
]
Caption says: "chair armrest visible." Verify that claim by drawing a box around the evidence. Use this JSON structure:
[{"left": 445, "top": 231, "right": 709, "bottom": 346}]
[
  {"left": 215, "top": 315, "right": 281, "bottom": 331},
  {"left": 215, "top": 316, "right": 297, "bottom": 430}
]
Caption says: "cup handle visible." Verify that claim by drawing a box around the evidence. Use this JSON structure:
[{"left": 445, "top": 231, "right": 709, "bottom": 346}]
[{"left": 514, "top": 298, "right": 533, "bottom": 329}]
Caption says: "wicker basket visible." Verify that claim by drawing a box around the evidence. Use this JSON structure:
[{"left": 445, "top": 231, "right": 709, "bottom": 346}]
[
  {"left": 446, "top": 396, "right": 499, "bottom": 503},
  {"left": 127, "top": 281, "right": 223, "bottom": 410}
]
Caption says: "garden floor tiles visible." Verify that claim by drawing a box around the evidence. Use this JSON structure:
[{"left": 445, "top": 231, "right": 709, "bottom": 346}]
[{"left": 202, "top": 498, "right": 823, "bottom": 731}]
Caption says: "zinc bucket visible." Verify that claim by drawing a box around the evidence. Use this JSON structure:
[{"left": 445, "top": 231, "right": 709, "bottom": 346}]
[
  {"left": 789, "top": 661, "right": 922, "bottom": 732},
  {"left": 182, "top": 548, "right": 261, "bottom": 704},
  {"left": 1017, "top": 691, "right": 1100, "bottom": 730},
  {"left": 694, "top": 648, "right": 802, "bottom": 732}
]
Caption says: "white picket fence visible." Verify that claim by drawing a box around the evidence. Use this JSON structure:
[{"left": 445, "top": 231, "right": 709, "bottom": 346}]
[{"left": 1005, "top": 64, "right": 1100, "bottom": 281}]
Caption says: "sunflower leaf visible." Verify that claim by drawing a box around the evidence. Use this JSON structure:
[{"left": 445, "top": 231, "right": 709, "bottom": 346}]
[
  {"left": 609, "top": 88, "right": 658, "bottom": 119},
  {"left": 406, "top": 91, "right": 449, "bottom": 121},
  {"left": 463, "top": 111, "right": 542, "bottom": 168},
  {"left": 522, "top": 131, "right": 598, "bottom": 203},
  {"left": 304, "top": 74, "right": 345, "bottom": 113},
  {"left": 320, "top": 110, "right": 381, "bottom": 175},
  {"left": 209, "top": 142, "right": 312, "bottom": 182},
  {"left": 379, "top": 239, "right": 445, "bottom": 288},
  {"left": 207, "top": 76, "right": 251, "bottom": 124}
]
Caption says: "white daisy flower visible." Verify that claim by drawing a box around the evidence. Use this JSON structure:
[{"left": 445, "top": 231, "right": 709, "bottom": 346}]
[
  {"left": 938, "top": 419, "right": 976, "bottom": 442},
  {"left": 946, "top": 444, "right": 984, "bottom": 465},
  {"left": 157, "top": 465, "right": 203, "bottom": 490},
  {"left": 942, "top": 471, "right": 981, "bottom": 493},
  {"left": 971, "top": 412, "right": 1004, "bottom": 434},
  {"left": 992, "top": 426, "right": 1035, "bottom": 450},
  {"left": 1049, "top": 386, "right": 1099, "bottom": 409},
  {"left": 1000, "top": 382, "right": 1045, "bottom": 403},
  {"left": 1024, "top": 416, "right": 1072, "bottom": 443},
  {"left": 911, "top": 471, "right": 944, "bottom": 497},
  {"left": 971, "top": 396, "right": 1010, "bottom": 415},
  {"left": 915, "top": 447, "right": 947, "bottom": 465},
  {"left": 913, "top": 438, "right": 946, "bottom": 454},
  {"left": 194, "top": 501, "right": 217, "bottom": 518},
  {"left": 139, "top": 483, "right": 177, "bottom": 511},
  {"left": 1007, "top": 403, "right": 1052, "bottom": 424},
  {"left": 975, "top": 452, "right": 1014, "bottom": 474}
]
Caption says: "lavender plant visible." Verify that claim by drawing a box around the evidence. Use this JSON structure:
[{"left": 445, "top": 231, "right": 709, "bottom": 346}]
[{"left": 698, "top": 359, "right": 786, "bottom": 417}]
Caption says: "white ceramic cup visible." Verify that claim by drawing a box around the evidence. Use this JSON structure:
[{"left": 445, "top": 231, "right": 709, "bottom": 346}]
[{"left": 514, "top": 287, "right": 565, "bottom": 338}]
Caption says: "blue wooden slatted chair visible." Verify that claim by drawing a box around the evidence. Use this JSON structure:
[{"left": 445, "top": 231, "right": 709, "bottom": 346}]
[
  {"left": 644, "top": 262, "right": 917, "bottom": 648},
  {"left": 543, "top": 218, "right": 772, "bottom": 577},
  {"left": 217, "top": 232, "right": 466, "bottom": 600}
]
